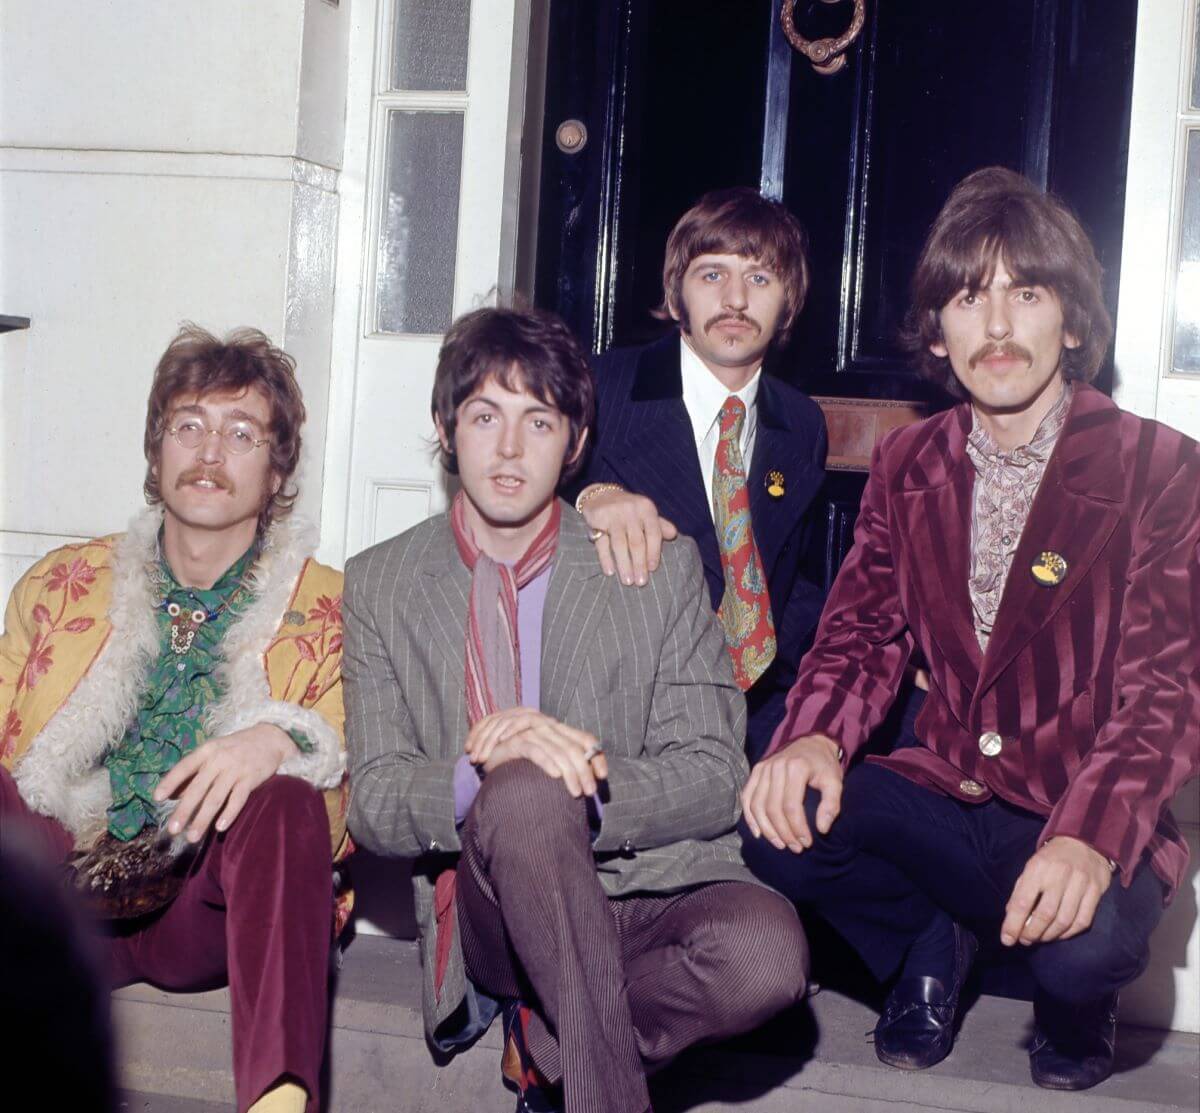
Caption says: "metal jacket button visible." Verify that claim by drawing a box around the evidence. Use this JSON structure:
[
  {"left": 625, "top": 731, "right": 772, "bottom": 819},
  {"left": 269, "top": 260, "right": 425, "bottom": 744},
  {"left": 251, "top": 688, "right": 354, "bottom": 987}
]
[{"left": 978, "top": 731, "right": 1003, "bottom": 757}]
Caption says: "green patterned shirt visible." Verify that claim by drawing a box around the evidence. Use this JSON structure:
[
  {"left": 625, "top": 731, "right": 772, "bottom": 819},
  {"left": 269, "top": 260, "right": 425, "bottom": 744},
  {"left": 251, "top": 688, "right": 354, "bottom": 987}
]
[{"left": 104, "top": 545, "right": 257, "bottom": 841}]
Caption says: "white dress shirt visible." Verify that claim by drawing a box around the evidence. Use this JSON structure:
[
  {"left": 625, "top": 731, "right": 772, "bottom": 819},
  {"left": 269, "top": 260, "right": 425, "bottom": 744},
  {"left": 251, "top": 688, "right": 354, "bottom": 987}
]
[{"left": 679, "top": 336, "right": 761, "bottom": 520}]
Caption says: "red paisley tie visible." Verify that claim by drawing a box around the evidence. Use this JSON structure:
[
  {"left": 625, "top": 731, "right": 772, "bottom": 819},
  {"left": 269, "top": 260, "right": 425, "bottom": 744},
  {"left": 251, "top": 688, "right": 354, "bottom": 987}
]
[{"left": 713, "top": 397, "right": 776, "bottom": 690}]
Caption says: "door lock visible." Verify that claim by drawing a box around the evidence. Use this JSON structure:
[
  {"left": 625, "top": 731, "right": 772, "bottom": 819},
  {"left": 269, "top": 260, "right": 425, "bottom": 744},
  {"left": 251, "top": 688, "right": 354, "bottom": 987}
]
[{"left": 555, "top": 119, "right": 588, "bottom": 154}]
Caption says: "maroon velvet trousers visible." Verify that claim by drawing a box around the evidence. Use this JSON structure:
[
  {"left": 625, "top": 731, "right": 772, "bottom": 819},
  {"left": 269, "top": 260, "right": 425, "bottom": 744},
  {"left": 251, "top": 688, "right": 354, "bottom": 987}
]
[
  {"left": 456, "top": 760, "right": 809, "bottom": 1113},
  {"left": 0, "top": 767, "right": 332, "bottom": 1113}
]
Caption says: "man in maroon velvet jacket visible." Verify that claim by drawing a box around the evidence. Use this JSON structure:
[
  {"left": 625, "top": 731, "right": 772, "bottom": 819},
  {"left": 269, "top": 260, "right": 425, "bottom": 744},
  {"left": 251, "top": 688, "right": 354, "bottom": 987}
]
[{"left": 741, "top": 167, "right": 1200, "bottom": 1092}]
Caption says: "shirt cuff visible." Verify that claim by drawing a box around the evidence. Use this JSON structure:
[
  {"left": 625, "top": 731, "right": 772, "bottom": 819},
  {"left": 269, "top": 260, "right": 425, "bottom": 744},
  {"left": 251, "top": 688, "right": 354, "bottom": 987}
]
[
  {"left": 587, "top": 793, "right": 603, "bottom": 837},
  {"left": 285, "top": 727, "right": 313, "bottom": 755},
  {"left": 453, "top": 754, "right": 484, "bottom": 826}
]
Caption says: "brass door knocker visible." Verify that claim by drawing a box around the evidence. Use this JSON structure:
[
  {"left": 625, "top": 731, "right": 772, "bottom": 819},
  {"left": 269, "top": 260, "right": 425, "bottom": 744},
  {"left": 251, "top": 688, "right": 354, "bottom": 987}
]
[{"left": 781, "top": 0, "right": 866, "bottom": 76}]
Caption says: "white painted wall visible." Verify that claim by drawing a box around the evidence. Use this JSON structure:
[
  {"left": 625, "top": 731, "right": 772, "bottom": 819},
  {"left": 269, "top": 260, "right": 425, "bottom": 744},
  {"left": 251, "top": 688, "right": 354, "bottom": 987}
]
[
  {"left": 1112, "top": 0, "right": 1200, "bottom": 1035},
  {"left": 0, "top": 0, "right": 348, "bottom": 580}
]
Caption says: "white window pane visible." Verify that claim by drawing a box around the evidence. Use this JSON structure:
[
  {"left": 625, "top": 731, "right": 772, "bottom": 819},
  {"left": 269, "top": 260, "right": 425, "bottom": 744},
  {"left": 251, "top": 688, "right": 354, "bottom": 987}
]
[
  {"left": 1192, "top": 4, "right": 1200, "bottom": 111},
  {"left": 376, "top": 111, "right": 464, "bottom": 335},
  {"left": 1172, "top": 130, "right": 1200, "bottom": 375},
  {"left": 391, "top": 0, "right": 471, "bottom": 91}
]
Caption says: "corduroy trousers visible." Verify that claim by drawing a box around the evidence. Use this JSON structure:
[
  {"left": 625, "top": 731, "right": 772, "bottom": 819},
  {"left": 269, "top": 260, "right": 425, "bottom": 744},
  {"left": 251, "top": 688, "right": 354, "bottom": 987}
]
[
  {"left": 455, "top": 759, "right": 808, "bottom": 1113},
  {"left": 0, "top": 767, "right": 332, "bottom": 1113}
]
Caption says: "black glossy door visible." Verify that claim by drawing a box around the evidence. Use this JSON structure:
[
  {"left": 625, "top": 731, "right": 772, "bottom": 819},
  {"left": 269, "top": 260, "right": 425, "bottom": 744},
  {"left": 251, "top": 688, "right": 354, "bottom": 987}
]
[{"left": 535, "top": 0, "right": 1138, "bottom": 402}]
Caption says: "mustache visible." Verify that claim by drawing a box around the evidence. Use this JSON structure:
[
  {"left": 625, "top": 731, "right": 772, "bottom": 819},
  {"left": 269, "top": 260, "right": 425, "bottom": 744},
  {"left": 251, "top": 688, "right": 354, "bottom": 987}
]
[
  {"left": 969, "top": 340, "right": 1033, "bottom": 368},
  {"left": 704, "top": 312, "right": 761, "bottom": 335},
  {"left": 176, "top": 467, "right": 235, "bottom": 494}
]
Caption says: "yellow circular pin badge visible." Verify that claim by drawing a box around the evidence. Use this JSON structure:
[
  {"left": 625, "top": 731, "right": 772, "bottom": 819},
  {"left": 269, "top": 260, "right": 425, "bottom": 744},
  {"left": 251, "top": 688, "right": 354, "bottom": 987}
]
[
  {"left": 766, "top": 470, "right": 786, "bottom": 498},
  {"left": 1030, "top": 551, "right": 1068, "bottom": 587}
]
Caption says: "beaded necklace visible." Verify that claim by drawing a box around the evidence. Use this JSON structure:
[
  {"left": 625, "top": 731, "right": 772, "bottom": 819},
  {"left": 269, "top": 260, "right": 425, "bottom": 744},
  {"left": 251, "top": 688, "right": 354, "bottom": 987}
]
[{"left": 158, "top": 588, "right": 248, "bottom": 655}]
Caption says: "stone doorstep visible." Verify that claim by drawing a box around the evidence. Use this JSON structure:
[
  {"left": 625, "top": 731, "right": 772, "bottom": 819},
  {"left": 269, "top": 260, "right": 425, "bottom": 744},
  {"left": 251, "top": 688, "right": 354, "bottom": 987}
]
[
  {"left": 118, "top": 1094, "right": 229, "bottom": 1113},
  {"left": 113, "top": 936, "right": 1200, "bottom": 1113}
]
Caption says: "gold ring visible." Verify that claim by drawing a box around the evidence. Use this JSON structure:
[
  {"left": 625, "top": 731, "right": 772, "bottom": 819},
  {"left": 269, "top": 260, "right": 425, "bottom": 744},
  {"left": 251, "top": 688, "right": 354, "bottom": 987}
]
[{"left": 587, "top": 528, "right": 607, "bottom": 543}]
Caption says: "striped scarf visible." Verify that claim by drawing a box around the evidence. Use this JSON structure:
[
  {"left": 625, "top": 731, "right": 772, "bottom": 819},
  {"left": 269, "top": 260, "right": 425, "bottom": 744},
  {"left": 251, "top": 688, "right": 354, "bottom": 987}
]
[
  {"left": 451, "top": 492, "right": 561, "bottom": 722},
  {"left": 433, "top": 492, "right": 561, "bottom": 996}
]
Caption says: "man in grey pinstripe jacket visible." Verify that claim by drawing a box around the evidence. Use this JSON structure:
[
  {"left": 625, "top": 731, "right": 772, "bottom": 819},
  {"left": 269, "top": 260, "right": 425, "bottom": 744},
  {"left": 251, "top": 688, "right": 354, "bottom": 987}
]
[{"left": 343, "top": 307, "right": 807, "bottom": 1113}]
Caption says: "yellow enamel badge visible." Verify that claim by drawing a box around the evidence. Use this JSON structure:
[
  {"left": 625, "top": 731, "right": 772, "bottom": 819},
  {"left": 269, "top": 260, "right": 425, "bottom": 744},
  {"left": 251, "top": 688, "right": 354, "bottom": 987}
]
[
  {"left": 1030, "top": 551, "right": 1068, "bottom": 587},
  {"left": 766, "top": 470, "right": 785, "bottom": 498}
]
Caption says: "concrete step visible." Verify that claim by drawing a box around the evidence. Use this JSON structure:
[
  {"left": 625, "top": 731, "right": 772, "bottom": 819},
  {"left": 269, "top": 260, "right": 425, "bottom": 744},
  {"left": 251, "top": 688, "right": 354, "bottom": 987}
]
[
  {"left": 118, "top": 1093, "right": 228, "bottom": 1113},
  {"left": 113, "top": 935, "right": 1200, "bottom": 1113}
]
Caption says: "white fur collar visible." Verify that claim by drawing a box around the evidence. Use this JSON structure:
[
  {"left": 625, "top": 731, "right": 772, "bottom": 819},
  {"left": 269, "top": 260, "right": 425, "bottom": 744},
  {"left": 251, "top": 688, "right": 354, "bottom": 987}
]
[{"left": 14, "top": 508, "right": 343, "bottom": 847}]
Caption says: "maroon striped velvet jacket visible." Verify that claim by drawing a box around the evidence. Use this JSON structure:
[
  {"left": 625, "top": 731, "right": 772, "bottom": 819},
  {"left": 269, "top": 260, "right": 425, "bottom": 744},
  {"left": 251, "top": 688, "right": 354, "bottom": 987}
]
[{"left": 769, "top": 385, "right": 1200, "bottom": 899}]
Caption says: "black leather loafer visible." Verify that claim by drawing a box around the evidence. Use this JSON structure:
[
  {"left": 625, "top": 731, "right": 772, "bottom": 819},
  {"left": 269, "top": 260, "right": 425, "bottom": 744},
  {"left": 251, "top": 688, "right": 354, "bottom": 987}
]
[
  {"left": 874, "top": 923, "right": 977, "bottom": 1070},
  {"left": 1029, "top": 991, "right": 1118, "bottom": 1091}
]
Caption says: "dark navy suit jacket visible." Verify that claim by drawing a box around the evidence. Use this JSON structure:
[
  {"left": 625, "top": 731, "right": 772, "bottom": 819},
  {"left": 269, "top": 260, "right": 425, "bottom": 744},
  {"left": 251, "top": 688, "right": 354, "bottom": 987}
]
[{"left": 572, "top": 332, "right": 829, "bottom": 760}]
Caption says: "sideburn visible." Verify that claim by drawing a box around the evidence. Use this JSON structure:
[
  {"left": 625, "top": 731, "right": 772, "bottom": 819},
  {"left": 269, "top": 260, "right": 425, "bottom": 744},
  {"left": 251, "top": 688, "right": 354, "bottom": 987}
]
[{"left": 256, "top": 473, "right": 283, "bottom": 534}]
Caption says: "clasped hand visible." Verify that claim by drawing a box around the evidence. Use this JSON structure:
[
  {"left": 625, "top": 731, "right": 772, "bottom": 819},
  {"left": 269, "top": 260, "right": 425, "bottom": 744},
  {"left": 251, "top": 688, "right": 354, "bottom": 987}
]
[
  {"left": 153, "top": 723, "right": 297, "bottom": 843},
  {"left": 465, "top": 707, "right": 607, "bottom": 798}
]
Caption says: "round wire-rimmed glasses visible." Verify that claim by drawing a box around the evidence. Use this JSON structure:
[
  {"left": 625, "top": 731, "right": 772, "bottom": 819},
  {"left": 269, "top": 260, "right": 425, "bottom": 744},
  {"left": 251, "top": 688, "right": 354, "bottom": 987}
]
[{"left": 167, "top": 417, "right": 271, "bottom": 456}]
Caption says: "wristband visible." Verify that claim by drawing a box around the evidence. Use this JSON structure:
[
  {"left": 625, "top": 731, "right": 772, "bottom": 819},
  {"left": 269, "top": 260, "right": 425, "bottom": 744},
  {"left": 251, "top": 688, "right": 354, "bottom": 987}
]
[{"left": 575, "top": 482, "right": 624, "bottom": 514}]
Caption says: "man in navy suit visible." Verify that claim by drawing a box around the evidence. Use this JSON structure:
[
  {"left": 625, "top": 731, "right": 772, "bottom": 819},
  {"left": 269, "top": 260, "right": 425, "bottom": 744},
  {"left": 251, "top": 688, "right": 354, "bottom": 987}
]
[{"left": 569, "top": 188, "right": 828, "bottom": 761}]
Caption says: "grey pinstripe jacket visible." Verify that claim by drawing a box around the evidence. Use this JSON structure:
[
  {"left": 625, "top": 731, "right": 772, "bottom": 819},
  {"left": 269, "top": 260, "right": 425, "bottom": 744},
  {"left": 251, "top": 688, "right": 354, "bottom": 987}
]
[{"left": 343, "top": 501, "right": 756, "bottom": 1041}]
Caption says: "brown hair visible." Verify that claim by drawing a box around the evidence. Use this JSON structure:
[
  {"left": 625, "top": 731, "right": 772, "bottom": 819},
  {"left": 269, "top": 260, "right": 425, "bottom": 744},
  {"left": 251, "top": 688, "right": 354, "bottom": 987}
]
[
  {"left": 902, "top": 167, "right": 1113, "bottom": 398},
  {"left": 655, "top": 187, "right": 811, "bottom": 344},
  {"left": 431, "top": 306, "right": 595, "bottom": 485},
  {"left": 143, "top": 323, "right": 306, "bottom": 531}
]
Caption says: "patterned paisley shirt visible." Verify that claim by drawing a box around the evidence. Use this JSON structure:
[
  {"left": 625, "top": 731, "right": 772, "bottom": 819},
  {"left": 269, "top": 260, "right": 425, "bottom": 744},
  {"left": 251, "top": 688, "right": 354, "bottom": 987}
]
[
  {"left": 965, "top": 384, "right": 1072, "bottom": 652},
  {"left": 104, "top": 544, "right": 308, "bottom": 841}
]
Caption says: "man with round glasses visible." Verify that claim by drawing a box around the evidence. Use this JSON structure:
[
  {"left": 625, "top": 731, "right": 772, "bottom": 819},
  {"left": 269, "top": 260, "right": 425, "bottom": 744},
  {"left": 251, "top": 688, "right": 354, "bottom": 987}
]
[{"left": 0, "top": 324, "right": 348, "bottom": 1113}]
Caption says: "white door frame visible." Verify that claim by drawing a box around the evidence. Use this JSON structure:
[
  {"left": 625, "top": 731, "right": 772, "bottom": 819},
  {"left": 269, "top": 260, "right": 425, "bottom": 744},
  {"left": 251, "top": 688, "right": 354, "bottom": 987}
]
[{"left": 319, "top": 0, "right": 533, "bottom": 569}]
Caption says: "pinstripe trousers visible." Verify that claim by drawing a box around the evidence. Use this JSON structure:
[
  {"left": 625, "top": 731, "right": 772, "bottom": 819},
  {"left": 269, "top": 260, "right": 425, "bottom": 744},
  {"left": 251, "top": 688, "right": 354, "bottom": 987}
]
[{"left": 456, "top": 760, "right": 808, "bottom": 1113}]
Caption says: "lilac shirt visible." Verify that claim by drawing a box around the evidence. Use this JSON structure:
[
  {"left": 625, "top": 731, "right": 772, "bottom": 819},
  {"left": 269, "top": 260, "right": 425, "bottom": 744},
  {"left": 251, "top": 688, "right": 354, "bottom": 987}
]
[{"left": 453, "top": 564, "right": 552, "bottom": 821}]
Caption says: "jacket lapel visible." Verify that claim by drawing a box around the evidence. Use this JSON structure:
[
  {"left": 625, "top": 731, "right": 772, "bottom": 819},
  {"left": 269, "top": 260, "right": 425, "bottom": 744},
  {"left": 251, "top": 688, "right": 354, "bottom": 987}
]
[
  {"left": 416, "top": 526, "right": 470, "bottom": 675},
  {"left": 600, "top": 335, "right": 723, "bottom": 588},
  {"left": 976, "top": 388, "right": 1124, "bottom": 695},
  {"left": 540, "top": 508, "right": 615, "bottom": 720},
  {"left": 747, "top": 376, "right": 823, "bottom": 577},
  {"left": 896, "top": 405, "right": 982, "bottom": 692}
]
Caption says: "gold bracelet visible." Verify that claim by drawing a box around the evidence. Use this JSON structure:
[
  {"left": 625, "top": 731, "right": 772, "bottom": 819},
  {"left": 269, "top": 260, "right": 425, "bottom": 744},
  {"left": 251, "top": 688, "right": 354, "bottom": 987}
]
[{"left": 574, "top": 482, "right": 624, "bottom": 514}]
